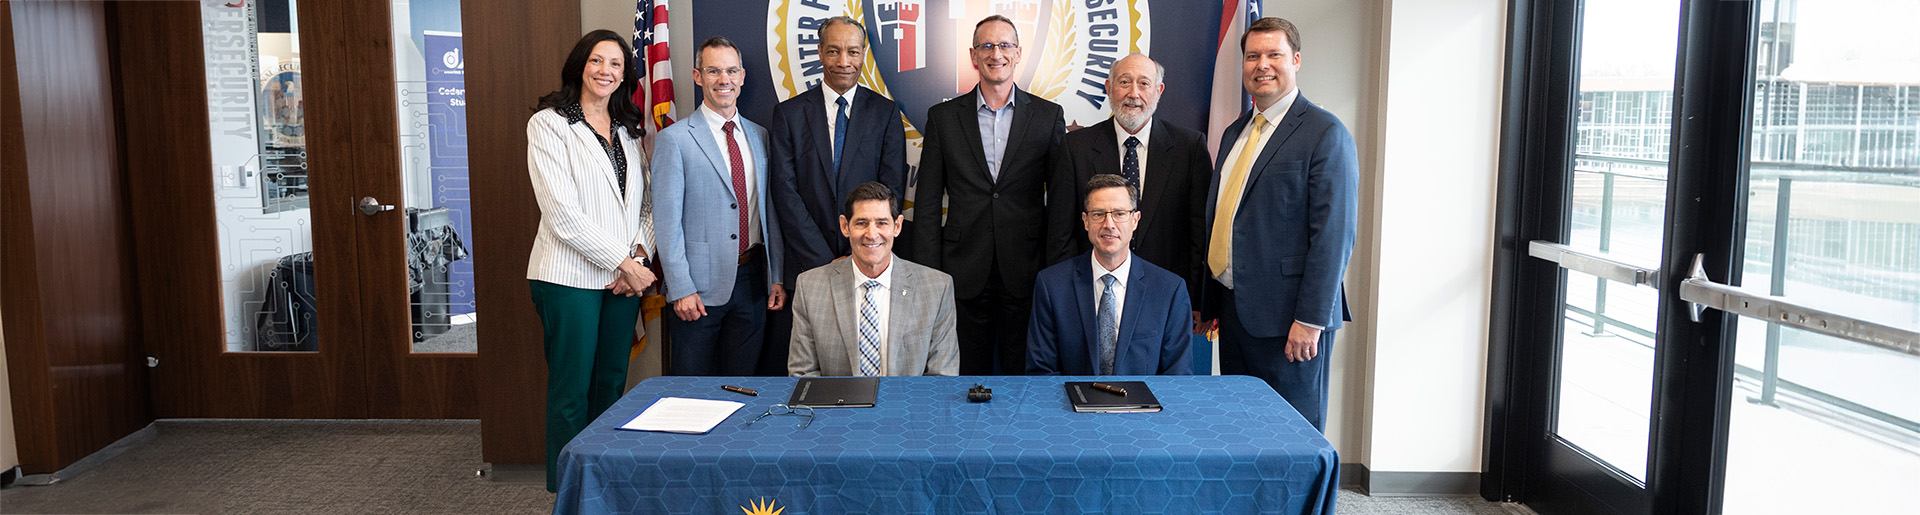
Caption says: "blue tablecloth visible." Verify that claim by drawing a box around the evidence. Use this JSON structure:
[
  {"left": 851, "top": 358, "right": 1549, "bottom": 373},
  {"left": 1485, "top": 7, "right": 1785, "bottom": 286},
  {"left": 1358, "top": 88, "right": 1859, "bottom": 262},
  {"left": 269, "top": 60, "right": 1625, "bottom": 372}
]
[{"left": 555, "top": 375, "right": 1338, "bottom": 514}]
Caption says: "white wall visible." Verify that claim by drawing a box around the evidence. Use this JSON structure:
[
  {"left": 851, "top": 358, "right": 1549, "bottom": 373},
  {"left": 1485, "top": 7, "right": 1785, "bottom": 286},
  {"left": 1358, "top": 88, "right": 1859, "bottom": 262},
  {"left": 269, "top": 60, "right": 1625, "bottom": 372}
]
[
  {"left": 1362, "top": 0, "right": 1505, "bottom": 473},
  {"left": 1265, "top": 0, "right": 1504, "bottom": 475}
]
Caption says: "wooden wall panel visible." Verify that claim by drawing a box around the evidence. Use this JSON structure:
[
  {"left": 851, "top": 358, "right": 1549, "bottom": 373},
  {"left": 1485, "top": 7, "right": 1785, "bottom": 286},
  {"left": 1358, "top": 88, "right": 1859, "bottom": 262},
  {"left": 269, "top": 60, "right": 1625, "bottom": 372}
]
[
  {"left": 114, "top": 0, "right": 225, "bottom": 419},
  {"left": 1, "top": 1, "right": 150, "bottom": 473},
  {"left": 464, "top": 0, "right": 580, "bottom": 463},
  {"left": 0, "top": 0, "right": 58, "bottom": 474}
]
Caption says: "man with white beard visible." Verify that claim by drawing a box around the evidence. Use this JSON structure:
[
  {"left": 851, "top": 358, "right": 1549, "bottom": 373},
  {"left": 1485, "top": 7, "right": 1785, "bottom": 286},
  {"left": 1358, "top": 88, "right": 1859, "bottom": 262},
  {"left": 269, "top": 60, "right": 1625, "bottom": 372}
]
[{"left": 1047, "top": 53, "right": 1212, "bottom": 328}]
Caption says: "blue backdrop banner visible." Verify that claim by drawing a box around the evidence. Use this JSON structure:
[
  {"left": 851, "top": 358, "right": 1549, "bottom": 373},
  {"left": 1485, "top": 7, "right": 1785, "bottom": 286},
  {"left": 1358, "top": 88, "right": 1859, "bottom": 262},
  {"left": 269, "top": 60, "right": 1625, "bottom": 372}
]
[{"left": 690, "top": 0, "right": 1226, "bottom": 218}]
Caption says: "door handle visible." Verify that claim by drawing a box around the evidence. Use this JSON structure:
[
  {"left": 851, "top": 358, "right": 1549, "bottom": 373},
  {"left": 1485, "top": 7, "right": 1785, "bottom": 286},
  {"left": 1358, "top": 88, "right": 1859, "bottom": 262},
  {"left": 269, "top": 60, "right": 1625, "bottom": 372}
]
[
  {"left": 359, "top": 196, "right": 395, "bottom": 216},
  {"left": 1680, "top": 254, "right": 1919, "bottom": 356},
  {"left": 1528, "top": 241, "right": 1660, "bottom": 287}
]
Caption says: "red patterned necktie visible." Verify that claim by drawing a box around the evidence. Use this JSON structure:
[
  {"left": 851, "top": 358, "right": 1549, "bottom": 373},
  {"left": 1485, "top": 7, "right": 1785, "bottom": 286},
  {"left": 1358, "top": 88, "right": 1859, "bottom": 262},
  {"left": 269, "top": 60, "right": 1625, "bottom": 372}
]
[{"left": 723, "top": 121, "right": 748, "bottom": 254}]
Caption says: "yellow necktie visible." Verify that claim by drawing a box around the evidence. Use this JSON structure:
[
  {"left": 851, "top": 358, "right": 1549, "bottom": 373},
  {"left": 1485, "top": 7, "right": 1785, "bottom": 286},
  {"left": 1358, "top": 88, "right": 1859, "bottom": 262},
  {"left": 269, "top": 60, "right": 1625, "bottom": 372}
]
[{"left": 1208, "top": 114, "right": 1268, "bottom": 278}]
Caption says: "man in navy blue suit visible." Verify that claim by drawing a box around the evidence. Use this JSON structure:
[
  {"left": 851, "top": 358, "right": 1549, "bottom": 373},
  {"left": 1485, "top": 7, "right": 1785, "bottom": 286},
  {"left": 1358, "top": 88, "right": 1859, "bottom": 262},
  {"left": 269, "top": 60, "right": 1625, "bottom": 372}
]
[
  {"left": 1203, "top": 18, "right": 1359, "bottom": 433},
  {"left": 764, "top": 16, "right": 907, "bottom": 375},
  {"left": 1027, "top": 174, "right": 1193, "bottom": 376}
]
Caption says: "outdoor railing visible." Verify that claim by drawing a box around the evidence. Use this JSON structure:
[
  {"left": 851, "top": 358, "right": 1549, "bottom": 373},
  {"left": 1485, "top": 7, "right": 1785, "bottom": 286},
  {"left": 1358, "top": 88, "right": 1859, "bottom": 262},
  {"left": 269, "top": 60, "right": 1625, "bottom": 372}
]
[{"left": 1569, "top": 153, "right": 1920, "bottom": 433}]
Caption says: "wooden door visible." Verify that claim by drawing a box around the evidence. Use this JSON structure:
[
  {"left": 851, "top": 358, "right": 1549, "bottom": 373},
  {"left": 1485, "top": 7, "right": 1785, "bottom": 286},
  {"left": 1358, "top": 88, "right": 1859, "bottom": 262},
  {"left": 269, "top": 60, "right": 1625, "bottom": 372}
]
[{"left": 122, "top": 0, "right": 474, "bottom": 420}]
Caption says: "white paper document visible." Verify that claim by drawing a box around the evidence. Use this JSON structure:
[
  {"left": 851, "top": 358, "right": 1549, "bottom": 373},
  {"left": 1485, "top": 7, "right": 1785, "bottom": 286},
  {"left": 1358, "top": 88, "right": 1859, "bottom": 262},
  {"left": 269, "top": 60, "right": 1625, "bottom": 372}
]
[{"left": 617, "top": 397, "right": 745, "bottom": 434}]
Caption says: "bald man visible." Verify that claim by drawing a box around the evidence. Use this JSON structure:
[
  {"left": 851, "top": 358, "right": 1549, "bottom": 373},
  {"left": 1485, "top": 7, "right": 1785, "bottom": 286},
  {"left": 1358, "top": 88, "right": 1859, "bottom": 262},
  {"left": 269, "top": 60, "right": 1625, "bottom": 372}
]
[{"left": 1048, "top": 53, "right": 1211, "bottom": 317}]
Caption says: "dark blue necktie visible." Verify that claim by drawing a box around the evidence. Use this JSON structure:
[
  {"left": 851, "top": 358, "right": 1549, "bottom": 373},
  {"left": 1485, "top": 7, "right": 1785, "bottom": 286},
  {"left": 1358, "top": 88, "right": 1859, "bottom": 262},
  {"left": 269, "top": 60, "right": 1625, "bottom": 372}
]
[
  {"left": 833, "top": 96, "right": 849, "bottom": 176},
  {"left": 1122, "top": 136, "right": 1141, "bottom": 185}
]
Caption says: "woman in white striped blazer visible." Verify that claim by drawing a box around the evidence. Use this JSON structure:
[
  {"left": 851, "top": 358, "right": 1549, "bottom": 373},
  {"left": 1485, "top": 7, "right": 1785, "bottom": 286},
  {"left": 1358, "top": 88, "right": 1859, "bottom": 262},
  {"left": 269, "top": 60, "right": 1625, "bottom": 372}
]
[{"left": 524, "top": 30, "right": 655, "bottom": 493}]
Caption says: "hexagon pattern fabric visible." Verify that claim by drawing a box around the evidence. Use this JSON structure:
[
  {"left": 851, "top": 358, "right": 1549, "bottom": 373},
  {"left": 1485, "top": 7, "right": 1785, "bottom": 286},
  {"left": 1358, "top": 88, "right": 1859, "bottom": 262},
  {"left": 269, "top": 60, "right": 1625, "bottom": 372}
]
[{"left": 555, "top": 375, "right": 1338, "bottom": 514}]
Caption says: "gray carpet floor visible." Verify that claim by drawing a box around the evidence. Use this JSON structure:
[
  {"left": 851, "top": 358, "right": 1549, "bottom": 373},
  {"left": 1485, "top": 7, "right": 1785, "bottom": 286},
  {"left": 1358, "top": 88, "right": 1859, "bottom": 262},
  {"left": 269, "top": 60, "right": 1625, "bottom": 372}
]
[{"left": 1, "top": 420, "right": 1530, "bottom": 514}]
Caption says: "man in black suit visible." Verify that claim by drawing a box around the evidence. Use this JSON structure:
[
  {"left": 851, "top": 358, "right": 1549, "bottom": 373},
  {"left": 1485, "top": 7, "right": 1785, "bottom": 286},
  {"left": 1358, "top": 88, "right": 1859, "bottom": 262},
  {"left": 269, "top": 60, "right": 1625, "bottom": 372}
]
[
  {"left": 910, "top": 14, "right": 1067, "bottom": 375},
  {"left": 1047, "top": 53, "right": 1210, "bottom": 314},
  {"left": 764, "top": 16, "right": 908, "bottom": 375}
]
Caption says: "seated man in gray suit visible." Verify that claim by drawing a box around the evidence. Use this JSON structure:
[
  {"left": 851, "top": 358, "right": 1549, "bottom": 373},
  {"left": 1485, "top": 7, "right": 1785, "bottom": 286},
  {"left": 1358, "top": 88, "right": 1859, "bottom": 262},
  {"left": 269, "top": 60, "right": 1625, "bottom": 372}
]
[{"left": 788, "top": 182, "right": 959, "bottom": 376}]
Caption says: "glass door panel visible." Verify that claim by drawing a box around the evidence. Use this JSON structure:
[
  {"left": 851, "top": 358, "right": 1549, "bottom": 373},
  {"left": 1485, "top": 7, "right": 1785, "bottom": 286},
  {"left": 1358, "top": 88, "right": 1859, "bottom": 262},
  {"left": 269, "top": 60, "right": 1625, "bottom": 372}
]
[
  {"left": 1550, "top": 0, "right": 1682, "bottom": 483},
  {"left": 1724, "top": 0, "right": 1920, "bottom": 512},
  {"left": 203, "top": 0, "right": 320, "bottom": 352},
  {"left": 390, "top": 0, "right": 475, "bottom": 354}
]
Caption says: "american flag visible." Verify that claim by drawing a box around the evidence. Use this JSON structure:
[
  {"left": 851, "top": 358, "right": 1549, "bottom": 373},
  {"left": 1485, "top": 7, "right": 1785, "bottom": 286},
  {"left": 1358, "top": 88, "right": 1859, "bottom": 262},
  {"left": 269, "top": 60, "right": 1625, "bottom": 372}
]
[
  {"left": 633, "top": 0, "right": 675, "bottom": 131},
  {"left": 1205, "top": 0, "right": 1264, "bottom": 162}
]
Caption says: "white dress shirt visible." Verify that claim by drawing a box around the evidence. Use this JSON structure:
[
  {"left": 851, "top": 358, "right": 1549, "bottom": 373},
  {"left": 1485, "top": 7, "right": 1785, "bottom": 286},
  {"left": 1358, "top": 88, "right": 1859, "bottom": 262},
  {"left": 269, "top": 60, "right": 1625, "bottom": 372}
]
[
  {"left": 824, "top": 85, "right": 856, "bottom": 147},
  {"left": 700, "top": 104, "right": 761, "bottom": 248},
  {"left": 1114, "top": 118, "right": 1153, "bottom": 191},
  {"left": 854, "top": 258, "right": 895, "bottom": 369},
  {"left": 1093, "top": 252, "right": 1133, "bottom": 332},
  {"left": 1212, "top": 86, "right": 1298, "bottom": 289}
]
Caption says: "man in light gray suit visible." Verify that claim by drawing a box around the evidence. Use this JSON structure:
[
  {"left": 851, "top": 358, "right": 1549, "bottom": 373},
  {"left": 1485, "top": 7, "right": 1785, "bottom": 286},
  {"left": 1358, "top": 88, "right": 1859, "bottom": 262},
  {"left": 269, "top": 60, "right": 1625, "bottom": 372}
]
[
  {"left": 788, "top": 182, "right": 959, "bottom": 377},
  {"left": 654, "top": 36, "right": 786, "bottom": 376}
]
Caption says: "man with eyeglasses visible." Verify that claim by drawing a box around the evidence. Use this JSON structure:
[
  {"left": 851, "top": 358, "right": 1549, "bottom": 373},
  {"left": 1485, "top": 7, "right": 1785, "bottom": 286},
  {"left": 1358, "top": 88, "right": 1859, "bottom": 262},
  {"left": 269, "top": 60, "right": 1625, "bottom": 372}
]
[
  {"left": 1046, "top": 53, "right": 1211, "bottom": 330},
  {"left": 653, "top": 36, "right": 786, "bottom": 376},
  {"left": 910, "top": 14, "right": 1068, "bottom": 376},
  {"left": 765, "top": 16, "right": 908, "bottom": 376},
  {"left": 1026, "top": 174, "right": 1193, "bottom": 376}
]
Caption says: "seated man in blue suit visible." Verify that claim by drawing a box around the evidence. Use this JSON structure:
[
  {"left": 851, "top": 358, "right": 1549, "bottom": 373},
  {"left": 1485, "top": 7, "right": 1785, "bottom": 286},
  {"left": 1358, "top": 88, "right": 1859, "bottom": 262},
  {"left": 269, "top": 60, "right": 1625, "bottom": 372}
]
[{"left": 1027, "top": 174, "right": 1193, "bottom": 375}]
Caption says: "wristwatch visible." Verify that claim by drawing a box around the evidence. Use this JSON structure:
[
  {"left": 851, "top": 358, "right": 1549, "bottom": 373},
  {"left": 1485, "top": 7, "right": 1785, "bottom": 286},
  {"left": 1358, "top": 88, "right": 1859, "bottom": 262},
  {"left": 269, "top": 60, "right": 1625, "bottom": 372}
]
[{"left": 631, "top": 247, "right": 651, "bottom": 267}]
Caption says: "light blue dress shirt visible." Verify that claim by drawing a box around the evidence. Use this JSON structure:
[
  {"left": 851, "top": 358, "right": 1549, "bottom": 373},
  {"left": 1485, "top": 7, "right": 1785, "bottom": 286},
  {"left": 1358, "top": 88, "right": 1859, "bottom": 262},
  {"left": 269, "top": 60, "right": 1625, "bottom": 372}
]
[{"left": 975, "top": 89, "right": 1017, "bottom": 181}]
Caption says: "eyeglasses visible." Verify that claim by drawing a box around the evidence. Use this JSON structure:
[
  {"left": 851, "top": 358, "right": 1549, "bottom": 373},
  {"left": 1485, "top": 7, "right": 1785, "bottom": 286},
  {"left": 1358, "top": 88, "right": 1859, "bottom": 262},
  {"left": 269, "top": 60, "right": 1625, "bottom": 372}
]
[
  {"left": 1083, "top": 209, "right": 1138, "bottom": 223},
  {"left": 700, "top": 66, "right": 744, "bottom": 78},
  {"left": 971, "top": 42, "right": 1019, "bottom": 53},
  {"left": 744, "top": 403, "right": 814, "bottom": 429}
]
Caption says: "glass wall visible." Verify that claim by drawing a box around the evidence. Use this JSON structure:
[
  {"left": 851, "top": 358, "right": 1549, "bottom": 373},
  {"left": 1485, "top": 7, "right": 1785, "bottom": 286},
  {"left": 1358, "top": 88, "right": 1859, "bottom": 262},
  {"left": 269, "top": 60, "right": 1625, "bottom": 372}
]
[{"left": 1724, "top": 0, "right": 1920, "bottom": 512}]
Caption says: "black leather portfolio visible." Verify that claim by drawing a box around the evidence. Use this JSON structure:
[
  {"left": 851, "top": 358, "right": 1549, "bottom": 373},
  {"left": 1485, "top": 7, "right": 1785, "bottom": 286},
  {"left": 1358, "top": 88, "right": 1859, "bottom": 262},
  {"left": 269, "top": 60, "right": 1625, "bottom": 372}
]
[
  {"left": 789, "top": 377, "right": 878, "bottom": 408},
  {"left": 1064, "top": 381, "right": 1162, "bottom": 413}
]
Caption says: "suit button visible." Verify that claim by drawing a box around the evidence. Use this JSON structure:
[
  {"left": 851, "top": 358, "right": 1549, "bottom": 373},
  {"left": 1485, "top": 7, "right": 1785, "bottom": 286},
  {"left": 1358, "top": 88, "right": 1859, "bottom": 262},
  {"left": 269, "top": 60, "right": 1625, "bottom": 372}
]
[
  {"left": 992, "top": 193, "right": 1000, "bottom": 199},
  {"left": 730, "top": 234, "right": 738, "bottom": 240},
  {"left": 731, "top": 203, "right": 738, "bottom": 209}
]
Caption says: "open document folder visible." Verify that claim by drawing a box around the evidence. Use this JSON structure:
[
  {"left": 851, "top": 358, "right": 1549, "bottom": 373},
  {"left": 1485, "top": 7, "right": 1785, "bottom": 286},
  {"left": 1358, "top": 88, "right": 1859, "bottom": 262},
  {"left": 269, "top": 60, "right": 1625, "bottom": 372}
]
[{"left": 618, "top": 397, "right": 745, "bottom": 434}]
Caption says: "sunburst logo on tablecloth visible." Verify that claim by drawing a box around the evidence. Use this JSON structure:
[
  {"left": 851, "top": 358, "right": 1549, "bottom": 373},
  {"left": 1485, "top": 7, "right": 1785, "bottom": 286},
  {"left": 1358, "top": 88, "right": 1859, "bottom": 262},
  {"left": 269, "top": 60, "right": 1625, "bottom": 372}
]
[{"left": 740, "top": 497, "right": 784, "bottom": 515}]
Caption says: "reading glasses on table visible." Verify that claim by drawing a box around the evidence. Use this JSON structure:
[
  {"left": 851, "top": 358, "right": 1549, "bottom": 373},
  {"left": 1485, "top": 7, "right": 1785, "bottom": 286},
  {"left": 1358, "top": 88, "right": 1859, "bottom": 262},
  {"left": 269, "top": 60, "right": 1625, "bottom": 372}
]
[{"left": 743, "top": 403, "right": 814, "bottom": 429}]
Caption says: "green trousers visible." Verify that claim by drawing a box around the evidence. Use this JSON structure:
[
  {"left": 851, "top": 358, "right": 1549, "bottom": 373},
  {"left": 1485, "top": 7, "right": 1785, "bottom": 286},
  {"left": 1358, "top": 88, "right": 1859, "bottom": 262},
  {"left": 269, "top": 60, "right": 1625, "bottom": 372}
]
[{"left": 529, "top": 280, "right": 640, "bottom": 493}]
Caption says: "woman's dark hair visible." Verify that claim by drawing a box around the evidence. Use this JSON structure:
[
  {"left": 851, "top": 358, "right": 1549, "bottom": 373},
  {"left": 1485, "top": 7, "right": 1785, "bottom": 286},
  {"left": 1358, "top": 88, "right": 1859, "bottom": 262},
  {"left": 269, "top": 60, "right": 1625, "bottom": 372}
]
[{"left": 537, "top": 30, "right": 645, "bottom": 136}]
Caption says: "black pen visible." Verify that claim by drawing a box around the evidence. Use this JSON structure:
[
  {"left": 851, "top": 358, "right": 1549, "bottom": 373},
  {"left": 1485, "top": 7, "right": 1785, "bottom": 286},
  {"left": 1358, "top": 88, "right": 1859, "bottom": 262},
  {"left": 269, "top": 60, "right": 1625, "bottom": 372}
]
[
  {"left": 1090, "top": 383, "right": 1127, "bottom": 396},
  {"left": 721, "top": 385, "right": 758, "bottom": 396}
]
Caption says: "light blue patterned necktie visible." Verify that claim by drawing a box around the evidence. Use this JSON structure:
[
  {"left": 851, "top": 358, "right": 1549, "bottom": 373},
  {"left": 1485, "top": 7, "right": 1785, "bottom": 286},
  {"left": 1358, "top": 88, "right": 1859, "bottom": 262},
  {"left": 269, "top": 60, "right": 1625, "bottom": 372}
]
[
  {"left": 858, "top": 279, "right": 882, "bottom": 376},
  {"left": 1097, "top": 273, "right": 1118, "bottom": 375},
  {"left": 833, "top": 96, "right": 849, "bottom": 176}
]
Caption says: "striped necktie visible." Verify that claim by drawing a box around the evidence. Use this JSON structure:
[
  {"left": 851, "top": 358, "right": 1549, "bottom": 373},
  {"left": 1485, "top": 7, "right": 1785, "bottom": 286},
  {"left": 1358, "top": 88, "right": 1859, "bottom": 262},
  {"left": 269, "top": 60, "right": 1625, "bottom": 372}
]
[{"left": 857, "top": 280, "right": 882, "bottom": 376}]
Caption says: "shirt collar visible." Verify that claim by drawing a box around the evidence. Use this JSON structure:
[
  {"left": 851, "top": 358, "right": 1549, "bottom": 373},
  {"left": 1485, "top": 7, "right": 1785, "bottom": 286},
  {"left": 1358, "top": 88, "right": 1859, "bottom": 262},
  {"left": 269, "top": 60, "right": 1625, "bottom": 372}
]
[
  {"left": 854, "top": 255, "right": 896, "bottom": 290},
  {"left": 699, "top": 103, "right": 739, "bottom": 130},
  {"left": 1256, "top": 87, "right": 1300, "bottom": 126},
  {"left": 560, "top": 101, "right": 588, "bottom": 125},
  {"left": 1092, "top": 251, "right": 1132, "bottom": 288},
  {"left": 975, "top": 85, "right": 1019, "bottom": 111},
  {"left": 825, "top": 85, "right": 857, "bottom": 108},
  {"left": 1116, "top": 119, "right": 1152, "bottom": 148}
]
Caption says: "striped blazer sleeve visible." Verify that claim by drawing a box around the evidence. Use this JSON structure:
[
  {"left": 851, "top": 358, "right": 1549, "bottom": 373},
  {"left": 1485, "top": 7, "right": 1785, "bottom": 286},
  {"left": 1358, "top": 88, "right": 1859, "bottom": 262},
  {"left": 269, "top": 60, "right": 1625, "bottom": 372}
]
[
  {"left": 627, "top": 126, "right": 655, "bottom": 259},
  {"left": 527, "top": 111, "right": 629, "bottom": 272}
]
